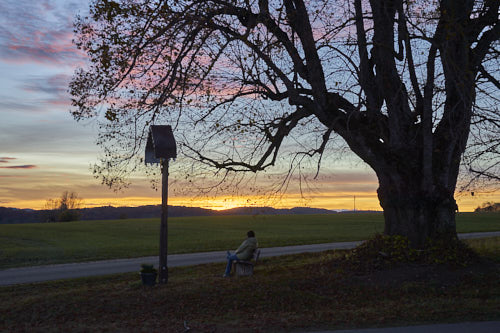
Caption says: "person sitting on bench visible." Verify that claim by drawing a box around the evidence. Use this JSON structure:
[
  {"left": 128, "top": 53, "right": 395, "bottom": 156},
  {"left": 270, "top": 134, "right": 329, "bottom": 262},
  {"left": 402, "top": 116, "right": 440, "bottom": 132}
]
[{"left": 223, "top": 230, "right": 258, "bottom": 277}]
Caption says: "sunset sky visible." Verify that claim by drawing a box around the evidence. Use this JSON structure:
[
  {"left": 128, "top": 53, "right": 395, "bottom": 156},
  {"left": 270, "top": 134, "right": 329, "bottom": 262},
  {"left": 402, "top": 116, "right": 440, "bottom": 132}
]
[{"left": 0, "top": 0, "right": 497, "bottom": 212}]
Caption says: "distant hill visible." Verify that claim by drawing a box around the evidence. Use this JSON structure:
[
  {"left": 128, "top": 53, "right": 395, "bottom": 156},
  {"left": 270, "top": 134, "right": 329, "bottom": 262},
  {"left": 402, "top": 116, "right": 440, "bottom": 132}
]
[
  {"left": 215, "top": 206, "right": 336, "bottom": 216},
  {"left": 0, "top": 205, "right": 380, "bottom": 224},
  {"left": 0, "top": 207, "right": 41, "bottom": 224}
]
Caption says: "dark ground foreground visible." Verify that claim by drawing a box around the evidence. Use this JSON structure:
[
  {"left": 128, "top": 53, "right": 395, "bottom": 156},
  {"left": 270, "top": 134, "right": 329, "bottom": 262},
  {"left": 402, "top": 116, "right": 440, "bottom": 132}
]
[
  {"left": 319, "top": 321, "right": 500, "bottom": 333},
  {"left": 1, "top": 237, "right": 499, "bottom": 332}
]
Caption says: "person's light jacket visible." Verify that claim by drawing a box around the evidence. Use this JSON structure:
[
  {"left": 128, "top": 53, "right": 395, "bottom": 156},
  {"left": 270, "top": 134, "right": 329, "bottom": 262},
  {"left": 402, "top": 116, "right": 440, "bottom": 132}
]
[{"left": 235, "top": 237, "right": 258, "bottom": 260}]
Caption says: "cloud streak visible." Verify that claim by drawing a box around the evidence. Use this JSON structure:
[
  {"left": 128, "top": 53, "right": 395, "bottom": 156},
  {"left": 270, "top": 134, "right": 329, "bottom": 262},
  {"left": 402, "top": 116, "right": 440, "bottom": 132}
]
[
  {"left": 0, "top": 157, "right": 16, "bottom": 163},
  {"left": 0, "top": 164, "right": 37, "bottom": 169},
  {"left": 20, "top": 73, "right": 72, "bottom": 107},
  {"left": 0, "top": 155, "right": 36, "bottom": 169}
]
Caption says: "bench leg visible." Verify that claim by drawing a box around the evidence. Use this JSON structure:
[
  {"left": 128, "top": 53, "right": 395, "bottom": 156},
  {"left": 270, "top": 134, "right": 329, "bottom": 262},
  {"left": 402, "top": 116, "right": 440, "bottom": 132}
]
[{"left": 235, "top": 262, "right": 254, "bottom": 276}]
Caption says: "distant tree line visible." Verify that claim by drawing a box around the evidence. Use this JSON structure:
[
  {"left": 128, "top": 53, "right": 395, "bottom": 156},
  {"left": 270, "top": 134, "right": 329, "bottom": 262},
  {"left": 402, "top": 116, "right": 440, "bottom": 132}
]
[{"left": 475, "top": 202, "right": 500, "bottom": 213}]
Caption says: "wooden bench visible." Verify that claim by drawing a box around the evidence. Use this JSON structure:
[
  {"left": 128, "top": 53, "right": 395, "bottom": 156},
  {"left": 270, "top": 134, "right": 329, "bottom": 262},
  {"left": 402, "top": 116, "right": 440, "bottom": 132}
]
[{"left": 234, "top": 248, "right": 261, "bottom": 276}]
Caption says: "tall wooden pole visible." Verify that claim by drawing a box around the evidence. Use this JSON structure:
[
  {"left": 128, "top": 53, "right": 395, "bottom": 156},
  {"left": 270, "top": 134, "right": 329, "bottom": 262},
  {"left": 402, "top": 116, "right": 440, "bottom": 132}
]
[{"left": 159, "top": 158, "right": 169, "bottom": 284}]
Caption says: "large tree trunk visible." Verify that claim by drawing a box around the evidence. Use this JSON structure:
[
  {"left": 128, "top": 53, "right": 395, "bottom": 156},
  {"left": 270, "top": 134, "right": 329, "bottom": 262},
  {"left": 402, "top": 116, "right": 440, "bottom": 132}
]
[
  {"left": 376, "top": 171, "right": 458, "bottom": 248},
  {"left": 343, "top": 0, "right": 479, "bottom": 249}
]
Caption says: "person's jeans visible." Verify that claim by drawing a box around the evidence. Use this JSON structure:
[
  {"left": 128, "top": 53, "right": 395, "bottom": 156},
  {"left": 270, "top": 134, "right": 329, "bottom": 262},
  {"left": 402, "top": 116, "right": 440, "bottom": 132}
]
[{"left": 224, "top": 252, "right": 239, "bottom": 276}]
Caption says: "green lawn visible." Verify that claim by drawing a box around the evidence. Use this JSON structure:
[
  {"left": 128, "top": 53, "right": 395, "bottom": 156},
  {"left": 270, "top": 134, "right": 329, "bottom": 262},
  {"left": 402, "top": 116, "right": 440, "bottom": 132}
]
[{"left": 0, "top": 212, "right": 498, "bottom": 268}]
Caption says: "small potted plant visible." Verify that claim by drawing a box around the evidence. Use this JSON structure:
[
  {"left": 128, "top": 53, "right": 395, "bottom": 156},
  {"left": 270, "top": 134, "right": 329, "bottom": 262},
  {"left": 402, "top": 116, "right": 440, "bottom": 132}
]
[{"left": 140, "top": 264, "right": 157, "bottom": 286}]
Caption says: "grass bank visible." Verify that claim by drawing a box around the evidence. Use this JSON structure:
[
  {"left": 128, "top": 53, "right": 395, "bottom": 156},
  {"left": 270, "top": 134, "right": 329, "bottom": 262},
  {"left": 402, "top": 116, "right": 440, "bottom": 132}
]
[
  {"left": 0, "top": 212, "right": 498, "bottom": 268},
  {"left": 1, "top": 237, "right": 499, "bottom": 332}
]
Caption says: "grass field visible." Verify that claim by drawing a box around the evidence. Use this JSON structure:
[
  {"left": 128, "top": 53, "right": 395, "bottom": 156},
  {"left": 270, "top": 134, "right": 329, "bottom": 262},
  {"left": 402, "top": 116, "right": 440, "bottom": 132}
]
[{"left": 0, "top": 212, "right": 499, "bottom": 268}]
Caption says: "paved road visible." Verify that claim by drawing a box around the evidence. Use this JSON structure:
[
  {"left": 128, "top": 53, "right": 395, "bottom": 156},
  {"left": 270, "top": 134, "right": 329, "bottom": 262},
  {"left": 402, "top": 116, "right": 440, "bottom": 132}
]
[
  {"left": 1, "top": 231, "right": 499, "bottom": 286},
  {"left": 0, "top": 240, "right": 362, "bottom": 286}
]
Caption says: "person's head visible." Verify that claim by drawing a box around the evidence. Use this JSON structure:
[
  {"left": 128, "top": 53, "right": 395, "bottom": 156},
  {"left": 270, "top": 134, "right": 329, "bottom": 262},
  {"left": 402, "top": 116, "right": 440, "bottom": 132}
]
[{"left": 247, "top": 230, "right": 255, "bottom": 238}]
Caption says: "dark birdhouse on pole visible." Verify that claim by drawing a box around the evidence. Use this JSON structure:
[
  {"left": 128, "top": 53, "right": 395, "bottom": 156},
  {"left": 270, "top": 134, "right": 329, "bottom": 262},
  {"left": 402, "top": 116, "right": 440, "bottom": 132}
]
[
  {"left": 145, "top": 125, "right": 176, "bottom": 284},
  {"left": 145, "top": 125, "right": 177, "bottom": 163}
]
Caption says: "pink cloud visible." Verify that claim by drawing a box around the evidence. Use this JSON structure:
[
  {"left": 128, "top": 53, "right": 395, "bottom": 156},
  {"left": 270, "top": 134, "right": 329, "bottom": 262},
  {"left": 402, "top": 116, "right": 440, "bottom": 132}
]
[
  {"left": 46, "top": 99, "right": 72, "bottom": 107},
  {"left": 4, "top": 34, "right": 84, "bottom": 65}
]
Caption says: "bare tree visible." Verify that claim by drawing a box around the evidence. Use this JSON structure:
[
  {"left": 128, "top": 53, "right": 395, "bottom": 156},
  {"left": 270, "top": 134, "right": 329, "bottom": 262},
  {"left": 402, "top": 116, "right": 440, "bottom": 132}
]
[
  {"left": 70, "top": 0, "right": 499, "bottom": 247},
  {"left": 43, "top": 191, "right": 83, "bottom": 222}
]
